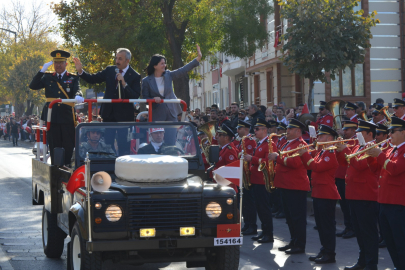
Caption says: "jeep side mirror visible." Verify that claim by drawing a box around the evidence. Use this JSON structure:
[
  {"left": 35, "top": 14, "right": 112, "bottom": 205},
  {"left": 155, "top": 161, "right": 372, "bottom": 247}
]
[
  {"left": 53, "top": 147, "right": 65, "bottom": 166},
  {"left": 208, "top": 145, "right": 219, "bottom": 163}
]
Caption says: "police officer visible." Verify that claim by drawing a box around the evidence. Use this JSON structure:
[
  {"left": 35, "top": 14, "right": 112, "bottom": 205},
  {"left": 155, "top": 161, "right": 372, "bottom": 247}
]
[
  {"left": 244, "top": 118, "right": 276, "bottom": 243},
  {"left": 336, "top": 120, "right": 379, "bottom": 270},
  {"left": 234, "top": 120, "right": 258, "bottom": 235},
  {"left": 298, "top": 125, "right": 340, "bottom": 264},
  {"left": 29, "top": 50, "right": 82, "bottom": 165},
  {"left": 79, "top": 126, "right": 115, "bottom": 158},
  {"left": 367, "top": 117, "right": 405, "bottom": 270}
]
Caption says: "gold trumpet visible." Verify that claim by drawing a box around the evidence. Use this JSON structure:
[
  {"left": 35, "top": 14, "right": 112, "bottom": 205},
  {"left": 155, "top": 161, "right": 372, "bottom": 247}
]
[
  {"left": 258, "top": 133, "right": 278, "bottom": 192},
  {"left": 344, "top": 139, "right": 389, "bottom": 163},
  {"left": 315, "top": 138, "right": 358, "bottom": 150},
  {"left": 279, "top": 143, "right": 316, "bottom": 158}
]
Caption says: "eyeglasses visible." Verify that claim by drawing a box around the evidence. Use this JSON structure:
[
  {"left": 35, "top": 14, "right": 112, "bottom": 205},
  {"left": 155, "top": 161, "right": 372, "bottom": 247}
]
[{"left": 389, "top": 129, "right": 404, "bottom": 134}]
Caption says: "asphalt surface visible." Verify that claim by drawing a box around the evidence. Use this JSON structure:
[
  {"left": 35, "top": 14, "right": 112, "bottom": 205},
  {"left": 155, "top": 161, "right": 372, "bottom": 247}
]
[{"left": 0, "top": 138, "right": 395, "bottom": 270}]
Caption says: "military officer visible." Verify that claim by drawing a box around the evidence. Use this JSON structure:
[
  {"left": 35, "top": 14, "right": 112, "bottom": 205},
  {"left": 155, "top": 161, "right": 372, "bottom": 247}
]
[
  {"left": 244, "top": 118, "right": 277, "bottom": 243},
  {"left": 309, "top": 101, "right": 334, "bottom": 130},
  {"left": 234, "top": 120, "right": 257, "bottom": 235},
  {"left": 298, "top": 125, "right": 340, "bottom": 264},
  {"left": 268, "top": 118, "right": 310, "bottom": 254},
  {"left": 344, "top": 102, "right": 360, "bottom": 123},
  {"left": 393, "top": 98, "right": 405, "bottom": 120},
  {"left": 367, "top": 117, "right": 405, "bottom": 270},
  {"left": 79, "top": 126, "right": 115, "bottom": 158},
  {"left": 29, "top": 50, "right": 82, "bottom": 165},
  {"left": 336, "top": 120, "right": 379, "bottom": 270}
]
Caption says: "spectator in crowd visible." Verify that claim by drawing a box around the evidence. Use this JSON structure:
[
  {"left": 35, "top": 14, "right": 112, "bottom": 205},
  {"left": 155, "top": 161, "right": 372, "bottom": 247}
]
[
  {"left": 229, "top": 102, "right": 239, "bottom": 130},
  {"left": 272, "top": 105, "right": 278, "bottom": 115},
  {"left": 210, "top": 109, "right": 218, "bottom": 121},
  {"left": 211, "top": 104, "right": 219, "bottom": 110},
  {"left": 5, "top": 118, "right": 11, "bottom": 141},
  {"left": 217, "top": 110, "right": 231, "bottom": 128},
  {"left": 276, "top": 107, "right": 288, "bottom": 125},
  {"left": 225, "top": 107, "right": 231, "bottom": 116},
  {"left": 10, "top": 118, "right": 20, "bottom": 146},
  {"left": 238, "top": 110, "right": 248, "bottom": 121},
  {"left": 265, "top": 108, "right": 275, "bottom": 122},
  {"left": 193, "top": 116, "right": 201, "bottom": 127},
  {"left": 200, "top": 115, "right": 209, "bottom": 125},
  {"left": 194, "top": 108, "right": 201, "bottom": 117},
  {"left": 205, "top": 107, "right": 211, "bottom": 116},
  {"left": 247, "top": 104, "right": 265, "bottom": 133},
  {"left": 259, "top": 105, "right": 267, "bottom": 115},
  {"left": 296, "top": 104, "right": 305, "bottom": 118}
]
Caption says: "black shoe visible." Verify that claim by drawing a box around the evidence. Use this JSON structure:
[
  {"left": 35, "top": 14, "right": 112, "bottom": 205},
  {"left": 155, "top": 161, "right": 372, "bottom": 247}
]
[
  {"left": 285, "top": 247, "right": 305, "bottom": 254},
  {"left": 344, "top": 263, "right": 366, "bottom": 270},
  {"left": 342, "top": 229, "right": 356, "bottom": 239},
  {"left": 309, "top": 253, "right": 323, "bottom": 261},
  {"left": 257, "top": 235, "right": 274, "bottom": 243},
  {"left": 243, "top": 227, "right": 257, "bottom": 236},
  {"left": 336, "top": 227, "right": 349, "bottom": 237},
  {"left": 241, "top": 224, "right": 249, "bottom": 232},
  {"left": 379, "top": 240, "right": 387, "bottom": 248},
  {"left": 278, "top": 244, "right": 292, "bottom": 251},
  {"left": 251, "top": 232, "right": 264, "bottom": 240},
  {"left": 275, "top": 212, "right": 286, "bottom": 219},
  {"left": 315, "top": 254, "right": 336, "bottom": 264}
]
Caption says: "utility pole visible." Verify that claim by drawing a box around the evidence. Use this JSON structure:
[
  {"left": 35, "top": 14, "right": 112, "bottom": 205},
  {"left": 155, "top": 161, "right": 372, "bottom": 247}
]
[{"left": 0, "top": 27, "right": 17, "bottom": 57}]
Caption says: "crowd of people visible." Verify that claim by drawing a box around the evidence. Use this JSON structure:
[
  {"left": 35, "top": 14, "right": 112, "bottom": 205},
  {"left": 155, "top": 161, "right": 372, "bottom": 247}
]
[{"left": 0, "top": 114, "right": 40, "bottom": 146}]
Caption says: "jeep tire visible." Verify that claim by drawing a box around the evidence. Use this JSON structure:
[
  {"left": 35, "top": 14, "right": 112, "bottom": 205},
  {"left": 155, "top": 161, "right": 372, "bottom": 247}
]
[
  {"left": 42, "top": 207, "right": 66, "bottom": 258},
  {"left": 205, "top": 246, "right": 240, "bottom": 270}
]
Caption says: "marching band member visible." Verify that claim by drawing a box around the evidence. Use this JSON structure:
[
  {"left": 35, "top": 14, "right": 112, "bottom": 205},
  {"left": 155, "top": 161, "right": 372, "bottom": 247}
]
[
  {"left": 366, "top": 117, "right": 405, "bottom": 270},
  {"left": 370, "top": 104, "right": 388, "bottom": 125},
  {"left": 276, "top": 122, "right": 287, "bottom": 149},
  {"left": 393, "top": 98, "right": 405, "bottom": 120},
  {"left": 335, "top": 120, "right": 379, "bottom": 270},
  {"left": 375, "top": 124, "right": 391, "bottom": 154},
  {"left": 184, "top": 125, "right": 196, "bottom": 155},
  {"left": 335, "top": 121, "right": 358, "bottom": 239},
  {"left": 298, "top": 125, "right": 340, "bottom": 264},
  {"left": 213, "top": 125, "right": 238, "bottom": 172},
  {"left": 268, "top": 119, "right": 310, "bottom": 254},
  {"left": 268, "top": 120, "right": 278, "bottom": 137},
  {"left": 244, "top": 118, "right": 277, "bottom": 243},
  {"left": 309, "top": 101, "right": 334, "bottom": 130},
  {"left": 234, "top": 120, "right": 258, "bottom": 235},
  {"left": 344, "top": 102, "right": 360, "bottom": 123}
]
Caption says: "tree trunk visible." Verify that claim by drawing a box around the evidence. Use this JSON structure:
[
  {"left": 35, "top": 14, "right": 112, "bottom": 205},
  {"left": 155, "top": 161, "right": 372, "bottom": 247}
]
[
  {"left": 26, "top": 100, "right": 34, "bottom": 115},
  {"left": 308, "top": 77, "right": 315, "bottom": 113},
  {"left": 161, "top": 1, "right": 190, "bottom": 106},
  {"left": 14, "top": 102, "right": 25, "bottom": 118}
]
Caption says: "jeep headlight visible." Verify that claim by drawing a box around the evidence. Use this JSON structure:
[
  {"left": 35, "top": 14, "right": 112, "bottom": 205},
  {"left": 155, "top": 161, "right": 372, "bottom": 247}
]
[
  {"left": 105, "top": 205, "right": 122, "bottom": 222},
  {"left": 205, "top": 202, "right": 222, "bottom": 219}
]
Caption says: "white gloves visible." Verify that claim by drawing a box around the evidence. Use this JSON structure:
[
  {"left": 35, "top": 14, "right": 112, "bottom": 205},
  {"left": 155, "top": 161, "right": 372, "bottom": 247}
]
[
  {"left": 41, "top": 61, "right": 53, "bottom": 72},
  {"left": 75, "top": 96, "right": 84, "bottom": 103}
]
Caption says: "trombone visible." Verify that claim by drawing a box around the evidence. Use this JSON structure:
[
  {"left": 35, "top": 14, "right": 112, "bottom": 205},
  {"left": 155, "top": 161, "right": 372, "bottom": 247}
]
[
  {"left": 315, "top": 138, "right": 358, "bottom": 150},
  {"left": 344, "top": 139, "right": 389, "bottom": 163}
]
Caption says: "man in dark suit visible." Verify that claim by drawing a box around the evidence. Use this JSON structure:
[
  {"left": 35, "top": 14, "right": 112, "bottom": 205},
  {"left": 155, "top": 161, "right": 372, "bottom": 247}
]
[
  {"left": 29, "top": 50, "right": 82, "bottom": 165},
  {"left": 73, "top": 48, "right": 141, "bottom": 155}
]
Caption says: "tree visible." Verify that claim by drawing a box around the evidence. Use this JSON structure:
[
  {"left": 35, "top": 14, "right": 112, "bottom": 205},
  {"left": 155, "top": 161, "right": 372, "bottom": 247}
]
[
  {"left": 52, "top": 0, "right": 273, "bottom": 105},
  {"left": 278, "top": 0, "right": 379, "bottom": 110}
]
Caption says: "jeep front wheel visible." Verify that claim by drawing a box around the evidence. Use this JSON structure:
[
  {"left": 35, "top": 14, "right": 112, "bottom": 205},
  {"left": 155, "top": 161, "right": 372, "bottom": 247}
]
[
  {"left": 42, "top": 207, "right": 66, "bottom": 258},
  {"left": 205, "top": 246, "right": 240, "bottom": 270}
]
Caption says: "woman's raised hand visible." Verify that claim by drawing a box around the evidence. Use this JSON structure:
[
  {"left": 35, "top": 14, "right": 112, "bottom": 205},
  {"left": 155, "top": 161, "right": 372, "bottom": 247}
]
[{"left": 196, "top": 44, "right": 202, "bottom": 62}]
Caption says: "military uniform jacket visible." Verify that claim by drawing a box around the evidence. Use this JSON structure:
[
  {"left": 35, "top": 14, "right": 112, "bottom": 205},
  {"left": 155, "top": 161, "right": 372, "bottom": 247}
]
[
  {"left": 337, "top": 144, "right": 379, "bottom": 201},
  {"left": 335, "top": 135, "right": 358, "bottom": 179},
  {"left": 276, "top": 136, "right": 287, "bottom": 150},
  {"left": 234, "top": 136, "right": 256, "bottom": 156},
  {"left": 29, "top": 71, "right": 80, "bottom": 124},
  {"left": 377, "top": 143, "right": 405, "bottom": 206},
  {"left": 214, "top": 144, "right": 238, "bottom": 171},
  {"left": 310, "top": 113, "right": 334, "bottom": 130},
  {"left": 301, "top": 149, "right": 340, "bottom": 200},
  {"left": 249, "top": 138, "right": 277, "bottom": 185},
  {"left": 79, "top": 141, "right": 115, "bottom": 158},
  {"left": 274, "top": 137, "right": 310, "bottom": 191},
  {"left": 80, "top": 66, "right": 141, "bottom": 122}
]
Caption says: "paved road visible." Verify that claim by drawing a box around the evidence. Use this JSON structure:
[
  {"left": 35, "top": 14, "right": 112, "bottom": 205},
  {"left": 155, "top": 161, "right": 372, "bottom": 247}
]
[{"left": 0, "top": 138, "right": 395, "bottom": 270}]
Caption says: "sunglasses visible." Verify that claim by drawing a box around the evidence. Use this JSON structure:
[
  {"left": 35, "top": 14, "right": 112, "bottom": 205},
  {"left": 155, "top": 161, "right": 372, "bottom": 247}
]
[
  {"left": 254, "top": 127, "right": 265, "bottom": 131},
  {"left": 394, "top": 106, "right": 404, "bottom": 110},
  {"left": 389, "top": 129, "right": 404, "bottom": 134}
]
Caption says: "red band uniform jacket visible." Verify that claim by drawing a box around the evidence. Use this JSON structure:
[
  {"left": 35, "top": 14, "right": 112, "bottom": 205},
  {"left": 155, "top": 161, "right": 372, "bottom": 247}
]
[
  {"left": 337, "top": 144, "right": 379, "bottom": 201},
  {"left": 301, "top": 149, "right": 340, "bottom": 200},
  {"left": 249, "top": 138, "right": 277, "bottom": 185},
  {"left": 310, "top": 114, "right": 334, "bottom": 130},
  {"left": 184, "top": 136, "right": 196, "bottom": 155},
  {"left": 274, "top": 137, "right": 310, "bottom": 191},
  {"left": 235, "top": 136, "right": 256, "bottom": 156},
  {"left": 335, "top": 136, "right": 358, "bottom": 179},
  {"left": 376, "top": 143, "right": 405, "bottom": 206}
]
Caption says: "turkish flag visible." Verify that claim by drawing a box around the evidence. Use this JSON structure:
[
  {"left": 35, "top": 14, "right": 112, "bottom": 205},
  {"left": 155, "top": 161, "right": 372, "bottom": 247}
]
[
  {"left": 213, "top": 160, "right": 242, "bottom": 187},
  {"left": 217, "top": 224, "right": 241, "bottom": 238},
  {"left": 273, "top": 31, "right": 280, "bottom": 48},
  {"left": 302, "top": 103, "right": 310, "bottom": 114},
  {"left": 66, "top": 165, "right": 86, "bottom": 194}
]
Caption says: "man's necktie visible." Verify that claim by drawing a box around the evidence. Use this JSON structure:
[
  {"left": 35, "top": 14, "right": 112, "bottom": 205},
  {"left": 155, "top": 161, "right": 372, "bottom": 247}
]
[{"left": 58, "top": 74, "right": 62, "bottom": 82}]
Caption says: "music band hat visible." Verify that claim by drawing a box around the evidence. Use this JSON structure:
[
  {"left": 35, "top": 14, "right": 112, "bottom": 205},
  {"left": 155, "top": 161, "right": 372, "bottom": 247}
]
[
  {"left": 277, "top": 122, "right": 287, "bottom": 130},
  {"left": 344, "top": 102, "right": 359, "bottom": 111},
  {"left": 149, "top": 128, "right": 165, "bottom": 133},
  {"left": 388, "top": 116, "right": 405, "bottom": 130},
  {"left": 342, "top": 120, "right": 358, "bottom": 130},
  {"left": 372, "top": 104, "right": 384, "bottom": 114},
  {"left": 319, "top": 101, "right": 327, "bottom": 109},
  {"left": 393, "top": 98, "right": 405, "bottom": 108},
  {"left": 51, "top": 50, "right": 70, "bottom": 62},
  {"left": 317, "top": 124, "right": 338, "bottom": 138},
  {"left": 286, "top": 118, "right": 306, "bottom": 130},
  {"left": 217, "top": 124, "right": 235, "bottom": 138},
  {"left": 356, "top": 120, "right": 377, "bottom": 132},
  {"left": 268, "top": 120, "right": 278, "bottom": 127},
  {"left": 254, "top": 118, "right": 271, "bottom": 128},
  {"left": 237, "top": 120, "right": 251, "bottom": 129},
  {"left": 376, "top": 123, "right": 389, "bottom": 134}
]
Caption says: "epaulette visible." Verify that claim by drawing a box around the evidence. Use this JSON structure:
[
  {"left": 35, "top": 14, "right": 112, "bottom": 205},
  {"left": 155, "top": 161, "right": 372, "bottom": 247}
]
[{"left": 227, "top": 145, "right": 232, "bottom": 150}]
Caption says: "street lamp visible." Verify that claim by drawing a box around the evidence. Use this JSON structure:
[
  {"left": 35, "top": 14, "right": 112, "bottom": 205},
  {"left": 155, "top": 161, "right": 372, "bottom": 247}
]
[{"left": 0, "top": 27, "right": 17, "bottom": 43}]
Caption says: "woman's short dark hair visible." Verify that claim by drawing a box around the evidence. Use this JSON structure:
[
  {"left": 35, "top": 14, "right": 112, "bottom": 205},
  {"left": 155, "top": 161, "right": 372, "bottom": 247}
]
[
  {"left": 202, "top": 116, "right": 209, "bottom": 123},
  {"left": 145, "top": 54, "right": 166, "bottom": 76}
]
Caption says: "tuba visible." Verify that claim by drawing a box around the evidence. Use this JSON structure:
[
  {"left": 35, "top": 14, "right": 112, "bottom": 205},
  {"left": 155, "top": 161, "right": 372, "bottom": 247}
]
[
  {"left": 197, "top": 121, "right": 217, "bottom": 164},
  {"left": 358, "top": 110, "right": 369, "bottom": 121},
  {"left": 258, "top": 133, "right": 277, "bottom": 192},
  {"left": 380, "top": 106, "right": 392, "bottom": 127},
  {"left": 326, "top": 100, "right": 346, "bottom": 130}
]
